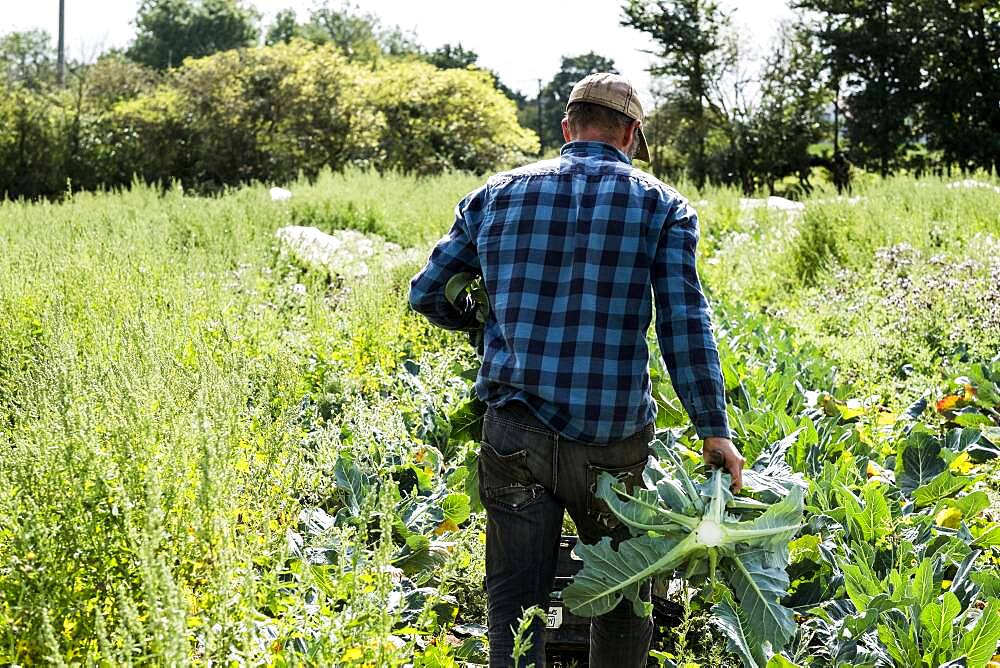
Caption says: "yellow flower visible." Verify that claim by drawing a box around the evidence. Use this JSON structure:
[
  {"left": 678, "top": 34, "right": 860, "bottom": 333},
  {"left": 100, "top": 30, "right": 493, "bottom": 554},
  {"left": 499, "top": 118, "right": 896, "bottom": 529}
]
[
  {"left": 935, "top": 507, "right": 962, "bottom": 529},
  {"left": 342, "top": 647, "right": 364, "bottom": 662}
]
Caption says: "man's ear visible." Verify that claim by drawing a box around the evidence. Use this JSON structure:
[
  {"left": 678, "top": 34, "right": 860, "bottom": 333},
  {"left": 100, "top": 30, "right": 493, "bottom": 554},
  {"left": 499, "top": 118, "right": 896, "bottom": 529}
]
[
  {"left": 623, "top": 120, "right": 640, "bottom": 154},
  {"left": 561, "top": 118, "right": 573, "bottom": 143}
]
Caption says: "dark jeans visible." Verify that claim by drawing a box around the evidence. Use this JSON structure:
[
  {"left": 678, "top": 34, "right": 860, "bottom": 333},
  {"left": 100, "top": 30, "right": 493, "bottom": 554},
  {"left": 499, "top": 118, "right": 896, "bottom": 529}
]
[{"left": 479, "top": 401, "right": 654, "bottom": 668}]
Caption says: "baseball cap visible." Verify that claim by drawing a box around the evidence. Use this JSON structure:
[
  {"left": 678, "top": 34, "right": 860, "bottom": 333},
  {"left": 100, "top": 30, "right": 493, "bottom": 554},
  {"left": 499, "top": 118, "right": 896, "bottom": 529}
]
[{"left": 566, "top": 72, "right": 650, "bottom": 162}]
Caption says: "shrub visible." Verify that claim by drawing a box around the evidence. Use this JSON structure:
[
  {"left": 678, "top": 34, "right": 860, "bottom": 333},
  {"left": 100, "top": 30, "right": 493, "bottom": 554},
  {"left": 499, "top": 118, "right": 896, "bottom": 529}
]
[
  {"left": 0, "top": 84, "right": 69, "bottom": 199},
  {"left": 0, "top": 40, "right": 539, "bottom": 198},
  {"left": 360, "top": 60, "right": 538, "bottom": 174}
]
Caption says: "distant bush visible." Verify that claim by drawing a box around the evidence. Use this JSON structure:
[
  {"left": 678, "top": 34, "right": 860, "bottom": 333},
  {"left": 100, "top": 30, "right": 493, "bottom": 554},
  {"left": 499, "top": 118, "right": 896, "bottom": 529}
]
[
  {"left": 360, "top": 61, "right": 538, "bottom": 174},
  {"left": 0, "top": 85, "right": 70, "bottom": 198},
  {"left": 0, "top": 40, "right": 538, "bottom": 199}
]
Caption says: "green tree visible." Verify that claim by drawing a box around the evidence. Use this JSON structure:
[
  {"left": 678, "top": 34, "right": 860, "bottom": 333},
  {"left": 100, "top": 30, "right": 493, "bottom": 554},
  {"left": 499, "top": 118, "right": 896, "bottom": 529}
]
[
  {"left": 0, "top": 30, "right": 56, "bottom": 90},
  {"left": 743, "top": 22, "right": 830, "bottom": 194},
  {"left": 917, "top": 0, "right": 1000, "bottom": 175},
  {"left": 526, "top": 52, "right": 618, "bottom": 152},
  {"left": 127, "top": 0, "right": 260, "bottom": 69},
  {"left": 426, "top": 43, "right": 478, "bottom": 69},
  {"left": 622, "top": 0, "right": 737, "bottom": 188},
  {"left": 264, "top": 3, "right": 421, "bottom": 61},
  {"left": 265, "top": 8, "right": 300, "bottom": 45},
  {"left": 794, "top": 0, "right": 924, "bottom": 177},
  {"left": 423, "top": 43, "right": 523, "bottom": 106},
  {"left": 298, "top": 2, "right": 417, "bottom": 60},
  {"left": 0, "top": 87, "right": 67, "bottom": 198},
  {"left": 361, "top": 61, "right": 538, "bottom": 174}
]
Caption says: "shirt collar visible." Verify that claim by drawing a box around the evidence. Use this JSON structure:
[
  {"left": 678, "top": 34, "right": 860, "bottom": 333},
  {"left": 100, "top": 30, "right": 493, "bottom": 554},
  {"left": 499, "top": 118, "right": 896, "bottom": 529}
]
[{"left": 560, "top": 140, "right": 632, "bottom": 165}]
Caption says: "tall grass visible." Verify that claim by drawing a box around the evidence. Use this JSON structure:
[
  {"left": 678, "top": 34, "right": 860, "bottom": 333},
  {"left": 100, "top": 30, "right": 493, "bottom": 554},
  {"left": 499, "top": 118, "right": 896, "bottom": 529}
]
[
  {"left": 701, "top": 174, "right": 1000, "bottom": 395},
  {"left": 283, "top": 169, "right": 482, "bottom": 247},
  {"left": 1, "top": 168, "right": 997, "bottom": 663},
  {"left": 0, "top": 179, "right": 466, "bottom": 663}
]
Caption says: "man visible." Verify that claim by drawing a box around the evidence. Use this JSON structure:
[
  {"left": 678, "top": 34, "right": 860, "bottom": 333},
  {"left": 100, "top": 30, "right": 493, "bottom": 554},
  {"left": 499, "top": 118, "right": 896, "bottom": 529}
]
[{"left": 408, "top": 73, "right": 744, "bottom": 667}]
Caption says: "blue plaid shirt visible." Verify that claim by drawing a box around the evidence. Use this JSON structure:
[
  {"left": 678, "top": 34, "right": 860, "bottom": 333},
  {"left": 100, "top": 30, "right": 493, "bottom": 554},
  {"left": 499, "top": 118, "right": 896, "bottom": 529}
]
[{"left": 409, "top": 141, "right": 730, "bottom": 443}]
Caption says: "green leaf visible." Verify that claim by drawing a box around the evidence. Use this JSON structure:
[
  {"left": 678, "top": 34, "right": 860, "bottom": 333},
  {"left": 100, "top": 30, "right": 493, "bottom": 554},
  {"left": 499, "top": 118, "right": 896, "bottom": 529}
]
[
  {"left": 712, "top": 590, "right": 763, "bottom": 668},
  {"left": 900, "top": 396, "right": 928, "bottom": 422},
  {"left": 725, "top": 549, "right": 798, "bottom": 651},
  {"left": 643, "top": 456, "right": 698, "bottom": 514},
  {"left": 972, "top": 523, "right": 1000, "bottom": 548},
  {"left": 919, "top": 590, "right": 960, "bottom": 657},
  {"left": 842, "top": 560, "right": 882, "bottom": 612},
  {"left": 878, "top": 618, "right": 921, "bottom": 667},
  {"left": 897, "top": 430, "right": 946, "bottom": 493},
  {"left": 463, "top": 449, "right": 482, "bottom": 513},
  {"left": 947, "top": 426, "right": 984, "bottom": 453},
  {"left": 652, "top": 438, "right": 705, "bottom": 513},
  {"left": 954, "top": 412, "right": 993, "bottom": 428},
  {"left": 912, "top": 470, "right": 970, "bottom": 508},
  {"left": 596, "top": 472, "right": 698, "bottom": 531},
  {"left": 724, "top": 486, "right": 805, "bottom": 566},
  {"left": 838, "top": 483, "right": 892, "bottom": 542},
  {"left": 653, "top": 390, "right": 689, "bottom": 428},
  {"left": 859, "top": 482, "right": 893, "bottom": 540},
  {"left": 393, "top": 536, "right": 451, "bottom": 575},
  {"left": 971, "top": 572, "right": 1000, "bottom": 598},
  {"left": 962, "top": 598, "right": 1000, "bottom": 668},
  {"left": 942, "top": 491, "right": 991, "bottom": 520},
  {"left": 335, "top": 456, "right": 367, "bottom": 514},
  {"left": 441, "top": 493, "right": 471, "bottom": 526},
  {"left": 444, "top": 271, "right": 476, "bottom": 306},
  {"left": 909, "top": 557, "right": 937, "bottom": 608},
  {"left": 447, "top": 397, "right": 486, "bottom": 445},
  {"left": 563, "top": 533, "right": 697, "bottom": 617}
]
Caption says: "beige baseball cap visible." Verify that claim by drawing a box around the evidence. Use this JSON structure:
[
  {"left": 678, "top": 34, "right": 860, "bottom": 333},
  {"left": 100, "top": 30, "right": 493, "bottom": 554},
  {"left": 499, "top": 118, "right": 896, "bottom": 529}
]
[{"left": 567, "top": 72, "right": 650, "bottom": 162}]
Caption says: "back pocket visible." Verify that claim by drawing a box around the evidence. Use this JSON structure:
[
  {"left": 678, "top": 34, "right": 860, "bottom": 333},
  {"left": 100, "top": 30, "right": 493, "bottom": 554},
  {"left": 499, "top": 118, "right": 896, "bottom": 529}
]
[
  {"left": 478, "top": 441, "right": 544, "bottom": 511},
  {"left": 586, "top": 459, "right": 647, "bottom": 530}
]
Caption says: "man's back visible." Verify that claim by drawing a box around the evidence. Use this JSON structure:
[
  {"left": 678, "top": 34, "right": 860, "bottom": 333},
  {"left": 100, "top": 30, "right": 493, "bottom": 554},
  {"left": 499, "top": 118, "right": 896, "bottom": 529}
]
[{"left": 409, "top": 140, "right": 730, "bottom": 444}]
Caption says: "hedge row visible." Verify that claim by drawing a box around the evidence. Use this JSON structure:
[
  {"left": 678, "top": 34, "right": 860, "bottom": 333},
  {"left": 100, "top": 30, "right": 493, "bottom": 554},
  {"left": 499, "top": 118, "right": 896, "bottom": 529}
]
[{"left": 0, "top": 40, "right": 538, "bottom": 199}]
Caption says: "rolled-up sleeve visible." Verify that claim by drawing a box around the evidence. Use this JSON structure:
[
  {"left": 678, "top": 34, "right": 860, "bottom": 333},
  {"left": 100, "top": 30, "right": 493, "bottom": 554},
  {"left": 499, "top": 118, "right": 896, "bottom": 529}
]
[
  {"left": 651, "top": 201, "right": 731, "bottom": 440},
  {"left": 408, "top": 189, "right": 483, "bottom": 330}
]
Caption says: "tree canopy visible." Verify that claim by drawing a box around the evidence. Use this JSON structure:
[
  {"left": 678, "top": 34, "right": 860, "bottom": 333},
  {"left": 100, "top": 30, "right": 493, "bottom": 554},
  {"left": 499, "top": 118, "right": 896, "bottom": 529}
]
[
  {"left": 0, "top": 30, "right": 56, "bottom": 90},
  {"left": 127, "top": 0, "right": 260, "bottom": 69},
  {"left": 523, "top": 52, "right": 619, "bottom": 152},
  {"left": 622, "top": 0, "right": 736, "bottom": 188}
]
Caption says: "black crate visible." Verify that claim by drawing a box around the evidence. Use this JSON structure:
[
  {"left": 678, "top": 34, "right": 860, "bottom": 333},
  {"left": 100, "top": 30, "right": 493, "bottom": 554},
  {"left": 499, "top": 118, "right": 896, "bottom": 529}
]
[{"left": 545, "top": 536, "right": 683, "bottom": 666}]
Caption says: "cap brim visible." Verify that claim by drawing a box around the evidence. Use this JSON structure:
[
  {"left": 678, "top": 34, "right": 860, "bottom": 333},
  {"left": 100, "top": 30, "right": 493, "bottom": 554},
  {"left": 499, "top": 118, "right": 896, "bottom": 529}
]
[{"left": 635, "top": 126, "right": 650, "bottom": 163}]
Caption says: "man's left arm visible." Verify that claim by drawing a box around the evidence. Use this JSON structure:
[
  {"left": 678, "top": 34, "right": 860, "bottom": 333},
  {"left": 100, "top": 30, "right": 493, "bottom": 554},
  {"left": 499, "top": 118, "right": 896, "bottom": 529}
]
[
  {"left": 408, "top": 190, "right": 483, "bottom": 330},
  {"left": 651, "top": 199, "right": 744, "bottom": 490}
]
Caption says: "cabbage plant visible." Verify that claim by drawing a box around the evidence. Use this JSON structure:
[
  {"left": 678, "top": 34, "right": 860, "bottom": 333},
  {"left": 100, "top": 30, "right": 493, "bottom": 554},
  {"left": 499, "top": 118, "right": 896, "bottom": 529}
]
[{"left": 562, "top": 439, "right": 804, "bottom": 667}]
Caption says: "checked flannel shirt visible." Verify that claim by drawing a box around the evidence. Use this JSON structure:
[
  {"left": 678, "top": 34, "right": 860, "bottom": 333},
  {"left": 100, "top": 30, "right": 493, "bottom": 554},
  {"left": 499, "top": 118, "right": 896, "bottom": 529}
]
[{"left": 409, "top": 141, "right": 731, "bottom": 443}]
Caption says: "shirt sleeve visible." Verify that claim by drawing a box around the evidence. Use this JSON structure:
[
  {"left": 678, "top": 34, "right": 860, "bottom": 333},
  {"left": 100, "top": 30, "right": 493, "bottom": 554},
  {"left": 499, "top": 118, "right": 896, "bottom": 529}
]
[
  {"left": 408, "top": 189, "right": 484, "bottom": 331},
  {"left": 651, "top": 199, "right": 731, "bottom": 440}
]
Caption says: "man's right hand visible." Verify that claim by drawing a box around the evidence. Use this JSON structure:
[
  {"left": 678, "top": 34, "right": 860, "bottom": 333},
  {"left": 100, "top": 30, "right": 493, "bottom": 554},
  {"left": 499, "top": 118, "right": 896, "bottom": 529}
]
[{"left": 703, "top": 437, "right": 744, "bottom": 492}]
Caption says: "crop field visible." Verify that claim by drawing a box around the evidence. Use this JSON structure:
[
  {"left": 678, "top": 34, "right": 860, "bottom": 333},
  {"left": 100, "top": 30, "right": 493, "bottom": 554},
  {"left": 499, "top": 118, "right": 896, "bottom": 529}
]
[{"left": 2, "top": 172, "right": 1000, "bottom": 667}]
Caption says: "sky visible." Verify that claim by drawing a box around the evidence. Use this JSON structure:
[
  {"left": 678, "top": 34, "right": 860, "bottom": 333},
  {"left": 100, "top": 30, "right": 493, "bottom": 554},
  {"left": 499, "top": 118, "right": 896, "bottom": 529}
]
[{"left": 3, "top": 0, "right": 794, "bottom": 102}]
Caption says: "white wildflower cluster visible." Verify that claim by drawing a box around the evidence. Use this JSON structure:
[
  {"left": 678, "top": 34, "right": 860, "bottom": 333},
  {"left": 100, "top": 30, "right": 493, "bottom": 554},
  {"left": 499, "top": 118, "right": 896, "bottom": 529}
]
[
  {"left": 738, "top": 196, "right": 805, "bottom": 214},
  {"left": 275, "top": 226, "right": 421, "bottom": 279},
  {"left": 946, "top": 179, "right": 1000, "bottom": 194},
  {"left": 811, "top": 195, "right": 866, "bottom": 206}
]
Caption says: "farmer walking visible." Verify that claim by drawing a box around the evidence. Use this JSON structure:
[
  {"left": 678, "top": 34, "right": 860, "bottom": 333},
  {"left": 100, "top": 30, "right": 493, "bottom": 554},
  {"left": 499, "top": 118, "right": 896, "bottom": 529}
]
[{"left": 409, "top": 73, "right": 744, "bottom": 667}]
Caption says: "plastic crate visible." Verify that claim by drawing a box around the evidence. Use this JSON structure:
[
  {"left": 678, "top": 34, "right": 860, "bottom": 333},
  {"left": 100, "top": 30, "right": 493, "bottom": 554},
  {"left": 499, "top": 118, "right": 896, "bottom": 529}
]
[{"left": 545, "top": 535, "right": 683, "bottom": 666}]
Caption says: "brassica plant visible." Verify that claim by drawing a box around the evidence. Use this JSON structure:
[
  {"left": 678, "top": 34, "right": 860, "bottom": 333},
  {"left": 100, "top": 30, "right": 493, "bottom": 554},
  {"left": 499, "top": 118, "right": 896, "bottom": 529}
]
[{"left": 562, "top": 439, "right": 804, "bottom": 667}]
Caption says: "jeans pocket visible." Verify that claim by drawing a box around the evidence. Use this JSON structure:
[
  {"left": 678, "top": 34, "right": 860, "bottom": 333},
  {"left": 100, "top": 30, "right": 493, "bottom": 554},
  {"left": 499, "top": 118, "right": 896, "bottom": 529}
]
[
  {"left": 478, "top": 440, "right": 544, "bottom": 511},
  {"left": 587, "top": 458, "right": 647, "bottom": 531}
]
